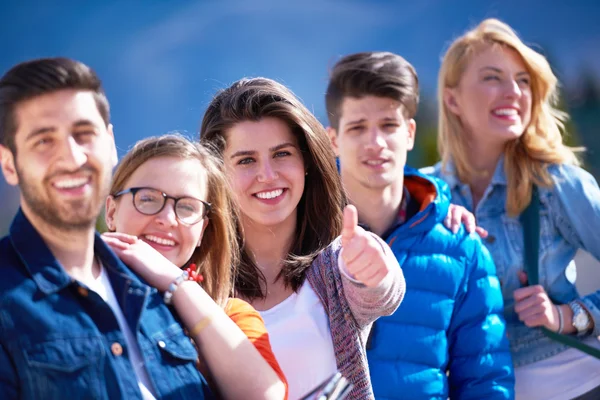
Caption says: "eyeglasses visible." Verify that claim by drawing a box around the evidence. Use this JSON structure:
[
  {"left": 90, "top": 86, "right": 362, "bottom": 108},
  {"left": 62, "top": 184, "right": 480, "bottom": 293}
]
[{"left": 113, "top": 187, "right": 211, "bottom": 225}]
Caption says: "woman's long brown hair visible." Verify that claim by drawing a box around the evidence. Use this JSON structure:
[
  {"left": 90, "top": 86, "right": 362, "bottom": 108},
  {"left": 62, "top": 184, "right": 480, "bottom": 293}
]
[{"left": 200, "top": 78, "right": 347, "bottom": 300}]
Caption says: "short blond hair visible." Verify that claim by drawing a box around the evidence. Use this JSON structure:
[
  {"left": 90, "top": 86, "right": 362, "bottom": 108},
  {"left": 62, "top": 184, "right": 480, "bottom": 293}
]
[{"left": 438, "top": 18, "right": 582, "bottom": 215}]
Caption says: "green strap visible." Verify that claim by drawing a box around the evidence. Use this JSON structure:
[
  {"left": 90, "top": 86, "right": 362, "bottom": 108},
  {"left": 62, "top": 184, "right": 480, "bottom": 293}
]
[
  {"left": 521, "top": 187, "right": 540, "bottom": 285},
  {"left": 520, "top": 186, "right": 600, "bottom": 359}
]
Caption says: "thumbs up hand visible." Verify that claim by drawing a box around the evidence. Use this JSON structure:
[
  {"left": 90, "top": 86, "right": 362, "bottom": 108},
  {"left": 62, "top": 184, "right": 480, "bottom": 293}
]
[{"left": 340, "top": 205, "right": 393, "bottom": 287}]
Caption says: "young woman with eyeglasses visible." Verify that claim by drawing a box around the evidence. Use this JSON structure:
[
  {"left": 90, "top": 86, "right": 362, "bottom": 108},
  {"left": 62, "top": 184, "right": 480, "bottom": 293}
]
[{"left": 101, "top": 134, "right": 287, "bottom": 400}]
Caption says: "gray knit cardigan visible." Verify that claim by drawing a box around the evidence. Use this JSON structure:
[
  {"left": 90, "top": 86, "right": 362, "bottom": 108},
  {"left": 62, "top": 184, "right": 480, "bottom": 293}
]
[{"left": 306, "top": 236, "right": 405, "bottom": 400}]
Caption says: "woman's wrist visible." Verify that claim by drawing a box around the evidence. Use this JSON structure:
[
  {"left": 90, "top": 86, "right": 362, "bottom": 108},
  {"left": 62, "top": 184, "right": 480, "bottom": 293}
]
[
  {"left": 163, "top": 271, "right": 190, "bottom": 304},
  {"left": 558, "top": 304, "right": 577, "bottom": 334},
  {"left": 171, "top": 281, "right": 218, "bottom": 321},
  {"left": 154, "top": 269, "right": 185, "bottom": 292}
]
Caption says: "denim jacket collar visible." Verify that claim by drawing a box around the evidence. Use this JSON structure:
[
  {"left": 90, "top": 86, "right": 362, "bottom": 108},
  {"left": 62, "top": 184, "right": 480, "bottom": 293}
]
[
  {"left": 490, "top": 156, "right": 508, "bottom": 186},
  {"left": 9, "top": 208, "right": 146, "bottom": 297},
  {"left": 441, "top": 156, "right": 508, "bottom": 190}
]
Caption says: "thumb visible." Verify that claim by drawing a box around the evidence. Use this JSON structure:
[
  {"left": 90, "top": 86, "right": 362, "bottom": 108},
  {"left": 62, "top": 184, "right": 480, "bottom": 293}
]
[
  {"left": 342, "top": 205, "right": 358, "bottom": 246},
  {"left": 518, "top": 270, "right": 529, "bottom": 286}
]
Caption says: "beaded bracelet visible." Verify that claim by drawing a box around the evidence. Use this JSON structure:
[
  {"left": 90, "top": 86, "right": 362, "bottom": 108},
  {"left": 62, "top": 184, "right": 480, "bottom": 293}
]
[
  {"left": 163, "top": 264, "right": 206, "bottom": 305},
  {"left": 164, "top": 271, "right": 189, "bottom": 305}
]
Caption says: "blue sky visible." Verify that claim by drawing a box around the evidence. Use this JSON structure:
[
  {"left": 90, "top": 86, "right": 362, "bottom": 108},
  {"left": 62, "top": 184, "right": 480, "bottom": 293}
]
[
  {"left": 1, "top": 0, "right": 598, "bottom": 155},
  {"left": 0, "top": 0, "right": 598, "bottom": 232}
]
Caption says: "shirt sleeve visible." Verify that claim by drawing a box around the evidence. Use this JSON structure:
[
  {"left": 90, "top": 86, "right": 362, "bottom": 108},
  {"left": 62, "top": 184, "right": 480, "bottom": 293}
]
[
  {"left": 550, "top": 164, "right": 600, "bottom": 336},
  {"left": 551, "top": 164, "right": 600, "bottom": 260},
  {"left": 225, "top": 298, "right": 288, "bottom": 399}
]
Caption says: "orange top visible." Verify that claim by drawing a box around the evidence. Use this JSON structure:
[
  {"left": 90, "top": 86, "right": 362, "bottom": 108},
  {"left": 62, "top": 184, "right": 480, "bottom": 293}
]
[{"left": 225, "top": 298, "right": 288, "bottom": 399}]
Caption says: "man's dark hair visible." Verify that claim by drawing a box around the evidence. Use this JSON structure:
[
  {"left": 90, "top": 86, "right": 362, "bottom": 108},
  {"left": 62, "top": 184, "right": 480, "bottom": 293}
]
[
  {"left": 325, "top": 51, "right": 419, "bottom": 130},
  {"left": 0, "top": 57, "right": 110, "bottom": 153}
]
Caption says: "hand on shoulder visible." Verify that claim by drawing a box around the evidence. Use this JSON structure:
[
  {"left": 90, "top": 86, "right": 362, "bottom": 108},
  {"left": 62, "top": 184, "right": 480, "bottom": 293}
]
[{"left": 102, "top": 232, "right": 181, "bottom": 291}]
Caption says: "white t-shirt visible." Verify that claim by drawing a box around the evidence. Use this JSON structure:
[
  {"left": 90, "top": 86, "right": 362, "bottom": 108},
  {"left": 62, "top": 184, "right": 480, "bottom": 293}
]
[
  {"left": 515, "top": 338, "right": 600, "bottom": 400},
  {"left": 260, "top": 281, "right": 338, "bottom": 400},
  {"left": 86, "top": 266, "right": 157, "bottom": 400}
]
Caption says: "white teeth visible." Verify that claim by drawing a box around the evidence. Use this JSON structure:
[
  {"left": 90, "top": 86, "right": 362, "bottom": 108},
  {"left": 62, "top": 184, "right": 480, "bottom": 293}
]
[
  {"left": 493, "top": 108, "right": 518, "bottom": 116},
  {"left": 366, "top": 160, "right": 385, "bottom": 165},
  {"left": 54, "top": 177, "right": 88, "bottom": 189},
  {"left": 144, "top": 235, "right": 176, "bottom": 246},
  {"left": 255, "top": 189, "right": 284, "bottom": 199}
]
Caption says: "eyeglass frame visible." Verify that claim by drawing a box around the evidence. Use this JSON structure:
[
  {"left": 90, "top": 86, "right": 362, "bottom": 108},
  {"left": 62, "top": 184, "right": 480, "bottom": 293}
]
[{"left": 112, "top": 186, "right": 211, "bottom": 225}]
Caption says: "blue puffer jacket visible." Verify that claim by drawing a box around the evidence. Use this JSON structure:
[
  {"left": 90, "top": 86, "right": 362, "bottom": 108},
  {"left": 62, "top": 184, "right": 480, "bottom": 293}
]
[{"left": 367, "top": 168, "right": 515, "bottom": 400}]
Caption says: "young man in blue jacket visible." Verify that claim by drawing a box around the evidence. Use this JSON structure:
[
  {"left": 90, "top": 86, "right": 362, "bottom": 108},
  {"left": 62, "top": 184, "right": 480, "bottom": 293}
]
[
  {"left": 325, "top": 51, "right": 515, "bottom": 399},
  {"left": 0, "top": 58, "right": 213, "bottom": 400}
]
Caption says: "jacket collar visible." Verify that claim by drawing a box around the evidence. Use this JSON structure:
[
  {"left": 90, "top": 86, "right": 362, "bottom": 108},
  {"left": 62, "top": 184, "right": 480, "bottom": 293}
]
[
  {"left": 399, "top": 166, "right": 450, "bottom": 233},
  {"left": 440, "top": 156, "right": 507, "bottom": 190},
  {"left": 9, "top": 208, "right": 143, "bottom": 296}
]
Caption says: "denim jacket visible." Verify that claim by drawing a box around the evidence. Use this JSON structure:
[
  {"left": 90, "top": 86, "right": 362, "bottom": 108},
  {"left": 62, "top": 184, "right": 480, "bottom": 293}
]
[
  {"left": 425, "top": 159, "right": 600, "bottom": 367},
  {"left": 0, "top": 209, "right": 214, "bottom": 400}
]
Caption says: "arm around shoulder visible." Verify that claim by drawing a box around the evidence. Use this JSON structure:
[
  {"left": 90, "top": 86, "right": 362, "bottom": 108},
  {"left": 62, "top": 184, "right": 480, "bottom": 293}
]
[
  {"left": 172, "top": 283, "right": 286, "bottom": 400},
  {"left": 447, "top": 237, "right": 515, "bottom": 400}
]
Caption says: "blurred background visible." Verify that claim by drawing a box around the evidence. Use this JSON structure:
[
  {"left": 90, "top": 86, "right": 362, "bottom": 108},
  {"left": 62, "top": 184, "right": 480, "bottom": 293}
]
[{"left": 1, "top": 0, "right": 599, "bottom": 290}]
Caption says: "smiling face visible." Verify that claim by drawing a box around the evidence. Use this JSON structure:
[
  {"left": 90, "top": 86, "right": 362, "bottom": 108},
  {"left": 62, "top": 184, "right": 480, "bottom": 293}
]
[
  {"left": 329, "top": 95, "right": 415, "bottom": 192},
  {"left": 223, "top": 117, "right": 305, "bottom": 230},
  {"left": 444, "top": 45, "right": 533, "bottom": 149},
  {"left": 105, "top": 156, "right": 209, "bottom": 268},
  {"left": 0, "top": 89, "right": 116, "bottom": 231}
]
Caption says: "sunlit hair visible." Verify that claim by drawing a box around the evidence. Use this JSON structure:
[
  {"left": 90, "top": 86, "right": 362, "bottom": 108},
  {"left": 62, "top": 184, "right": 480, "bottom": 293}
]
[
  {"left": 326, "top": 51, "right": 419, "bottom": 129},
  {"left": 200, "top": 77, "right": 346, "bottom": 300},
  {"left": 110, "top": 134, "right": 238, "bottom": 306},
  {"left": 438, "top": 18, "right": 582, "bottom": 216},
  {"left": 0, "top": 57, "right": 109, "bottom": 154}
]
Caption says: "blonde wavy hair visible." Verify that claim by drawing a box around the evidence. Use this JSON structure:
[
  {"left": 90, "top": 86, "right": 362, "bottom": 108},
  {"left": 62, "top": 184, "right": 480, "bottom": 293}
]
[
  {"left": 110, "top": 134, "right": 239, "bottom": 307},
  {"left": 438, "top": 18, "right": 582, "bottom": 216}
]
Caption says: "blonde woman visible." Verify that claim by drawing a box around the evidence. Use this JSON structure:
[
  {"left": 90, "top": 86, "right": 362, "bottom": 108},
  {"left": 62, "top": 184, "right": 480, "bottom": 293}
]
[
  {"left": 427, "top": 19, "right": 600, "bottom": 400},
  {"left": 102, "top": 134, "right": 287, "bottom": 399}
]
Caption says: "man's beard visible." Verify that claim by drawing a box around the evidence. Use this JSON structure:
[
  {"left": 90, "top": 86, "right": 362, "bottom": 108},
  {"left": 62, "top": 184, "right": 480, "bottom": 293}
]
[{"left": 17, "top": 165, "right": 111, "bottom": 232}]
